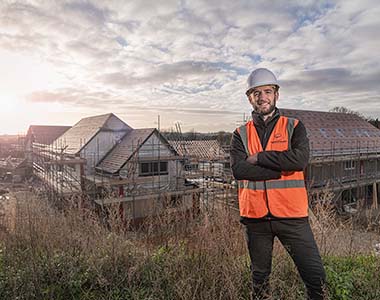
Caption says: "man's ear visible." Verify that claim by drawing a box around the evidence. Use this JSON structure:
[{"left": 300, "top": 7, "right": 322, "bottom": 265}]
[
  {"left": 248, "top": 94, "right": 254, "bottom": 105},
  {"left": 275, "top": 91, "right": 279, "bottom": 101}
]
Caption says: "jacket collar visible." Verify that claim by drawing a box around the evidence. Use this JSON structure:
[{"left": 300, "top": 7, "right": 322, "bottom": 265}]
[{"left": 251, "top": 107, "right": 280, "bottom": 126}]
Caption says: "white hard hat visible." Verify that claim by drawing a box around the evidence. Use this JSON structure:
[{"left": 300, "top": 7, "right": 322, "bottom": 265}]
[{"left": 246, "top": 68, "right": 279, "bottom": 95}]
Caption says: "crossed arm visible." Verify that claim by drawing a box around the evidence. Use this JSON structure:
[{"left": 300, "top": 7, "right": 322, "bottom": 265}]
[{"left": 230, "top": 122, "right": 309, "bottom": 181}]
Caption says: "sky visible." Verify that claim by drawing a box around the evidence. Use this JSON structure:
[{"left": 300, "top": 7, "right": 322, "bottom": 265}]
[{"left": 0, "top": 0, "right": 379, "bottom": 134}]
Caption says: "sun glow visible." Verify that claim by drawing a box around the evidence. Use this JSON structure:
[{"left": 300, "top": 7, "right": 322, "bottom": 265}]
[{"left": 0, "top": 50, "right": 67, "bottom": 134}]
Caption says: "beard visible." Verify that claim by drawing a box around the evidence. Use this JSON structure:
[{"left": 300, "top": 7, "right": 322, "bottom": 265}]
[{"left": 253, "top": 100, "right": 276, "bottom": 116}]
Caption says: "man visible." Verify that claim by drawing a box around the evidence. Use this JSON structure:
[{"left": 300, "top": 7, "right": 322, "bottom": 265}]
[{"left": 230, "top": 68, "right": 326, "bottom": 299}]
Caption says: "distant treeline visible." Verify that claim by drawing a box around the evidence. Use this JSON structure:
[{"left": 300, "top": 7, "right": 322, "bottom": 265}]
[
  {"left": 330, "top": 106, "right": 380, "bottom": 129},
  {"left": 367, "top": 118, "right": 380, "bottom": 129}
]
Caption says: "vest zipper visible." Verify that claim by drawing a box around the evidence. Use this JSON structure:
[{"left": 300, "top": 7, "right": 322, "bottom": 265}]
[
  {"left": 263, "top": 126, "right": 268, "bottom": 147},
  {"left": 262, "top": 125, "right": 271, "bottom": 215}
]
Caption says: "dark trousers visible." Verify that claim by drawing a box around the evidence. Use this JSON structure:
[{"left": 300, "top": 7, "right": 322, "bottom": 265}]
[{"left": 245, "top": 218, "right": 326, "bottom": 300}]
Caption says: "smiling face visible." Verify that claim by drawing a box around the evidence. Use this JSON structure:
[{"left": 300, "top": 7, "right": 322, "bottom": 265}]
[{"left": 247, "top": 85, "right": 279, "bottom": 117}]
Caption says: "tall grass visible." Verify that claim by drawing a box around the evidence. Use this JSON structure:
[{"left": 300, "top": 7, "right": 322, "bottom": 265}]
[{"left": 0, "top": 191, "right": 380, "bottom": 299}]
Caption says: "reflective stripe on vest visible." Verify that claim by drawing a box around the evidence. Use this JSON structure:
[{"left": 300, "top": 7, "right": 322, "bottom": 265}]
[
  {"left": 286, "top": 118, "right": 295, "bottom": 150},
  {"left": 239, "top": 125, "right": 249, "bottom": 155},
  {"left": 237, "top": 116, "right": 308, "bottom": 218},
  {"left": 238, "top": 179, "right": 306, "bottom": 190}
]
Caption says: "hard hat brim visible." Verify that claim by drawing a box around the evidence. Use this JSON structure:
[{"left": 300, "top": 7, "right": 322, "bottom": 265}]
[{"left": 246, "top": 82, "right": 279, "bottom": 95}]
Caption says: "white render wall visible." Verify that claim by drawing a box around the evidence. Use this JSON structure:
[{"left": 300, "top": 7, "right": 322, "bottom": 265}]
[
  {"left": 80, "top": 115, "right": 131, "bottom": 174},
  {"left": 81, "top": 130, "right": 126, "bottom": 173},
  {"left": 136, "top": 133, "right": 172, "bottom": 159},
  {"left": 106, "top": 115, "right": 132, "bottom": 132},
  {"left": 119, "top": 132, "right": 184, "bottom": 190}
]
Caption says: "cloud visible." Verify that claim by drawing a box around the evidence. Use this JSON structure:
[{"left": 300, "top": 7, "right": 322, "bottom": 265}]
[
  {"left": 26, "top": 88, "right": 120, "bottom": 107},
  {"left": 62, "top": 1, "right": 110, "bottom": 26},
  {"left": 0, "top": 0, "right": 379, "bottom": 133},
  {"left": 98, "top": 60, "right": 244, "bottom": 90}
]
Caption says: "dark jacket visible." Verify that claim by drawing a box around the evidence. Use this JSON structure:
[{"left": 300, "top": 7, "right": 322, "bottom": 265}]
[{"left": 230, "top": 108, "right": 310, "bottom": 223}]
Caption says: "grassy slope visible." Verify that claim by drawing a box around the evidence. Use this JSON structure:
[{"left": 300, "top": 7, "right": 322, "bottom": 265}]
[{"left": 0, "top": 191, "right": 380, "bottom": 300}]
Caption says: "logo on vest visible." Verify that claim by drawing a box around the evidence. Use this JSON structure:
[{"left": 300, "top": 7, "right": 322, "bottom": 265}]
[{"left": 272, "top": 133, "right": 286, "bottom": 144}]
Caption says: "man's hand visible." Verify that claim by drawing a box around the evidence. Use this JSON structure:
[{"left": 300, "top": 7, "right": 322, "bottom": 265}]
[{"left": 246, "top": 154, "right": 258, "bottom": 165}]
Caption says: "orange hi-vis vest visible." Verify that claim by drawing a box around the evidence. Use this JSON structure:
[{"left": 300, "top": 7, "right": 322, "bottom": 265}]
[{"left": 237, "top": 116, "right": 308, "bottom": 218}]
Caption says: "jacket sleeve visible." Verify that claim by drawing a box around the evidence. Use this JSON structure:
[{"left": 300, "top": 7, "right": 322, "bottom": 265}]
[
  {"left": 230, "top": 129, "right": 281, "bottom": 181},
  {"left": 257, "top": 121, "right": 309, "bottom": 171}
]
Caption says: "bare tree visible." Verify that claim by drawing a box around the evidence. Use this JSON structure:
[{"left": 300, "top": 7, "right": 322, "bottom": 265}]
[{"left": 330, "top": 106, "right": 379, "bottom": 128}]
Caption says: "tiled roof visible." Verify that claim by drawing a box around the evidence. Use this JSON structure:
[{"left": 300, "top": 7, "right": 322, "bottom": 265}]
[
  {"left": 53, "top": 113, "right": 131, "bottom": 154},
  {"left": 96, "top": 128, "right": 156, "bottom": 174},
  {"left": 280, "top": 108, "right": 380, "bottom": 156},
  {"left": 169, "top": 139, "right": 226, "bottom": 160},
  {"left": 27, "top": 125, "right": 71, "bottom": 145}
]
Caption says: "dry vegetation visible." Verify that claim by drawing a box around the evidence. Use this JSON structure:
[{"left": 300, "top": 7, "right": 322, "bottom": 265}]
[{"left": 1, "top": 191, "right": 380, "bottom": 300}]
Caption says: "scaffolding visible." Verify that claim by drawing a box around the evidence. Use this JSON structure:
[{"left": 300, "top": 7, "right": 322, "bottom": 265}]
[
  {"left": 167, "top": 136, "right": 235, "bottom": 212},
  {"left": 308, "top": 140, "right": 380, "bottom": 212},
  {"left": 29, "top": 128, "right": 234, "bottom": 224},
  {"left": 31, "top": 141, "right": 86, "bottom": 209},
  {"left": 28, "top": 118, "right": 380, "bottom": 220}
]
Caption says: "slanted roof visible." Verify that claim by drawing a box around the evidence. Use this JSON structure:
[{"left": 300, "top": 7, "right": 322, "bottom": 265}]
[
  {"left": 280, "top": 108, "right": 380, "bottom": 156},
  {"left": 96, "top": 128, "right": 156, "bottom": 174},
  {"left": 26, "top": 125, "right": 71, "bottom": 145},
  {"left": 169, "top": 139, "right": 226, "bottom": 160},
  {"left": 54, "top": 113, "right": 131, "bottom": 154}
]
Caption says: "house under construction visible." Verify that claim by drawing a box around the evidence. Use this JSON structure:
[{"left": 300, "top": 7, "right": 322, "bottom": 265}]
[
  {"left": 281, "top": 108, "right": 380, "bottom": 212},
  {"left": 169, "top": 139, "right": 229, "bottom": 178},
  {"left": 31, "top": 113, "right": 199, "bottom": 223},
  {"left": 168, "top": 138, "right": 235, "bottom": 210}
]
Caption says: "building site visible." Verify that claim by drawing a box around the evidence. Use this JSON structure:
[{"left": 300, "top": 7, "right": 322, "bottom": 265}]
[{"left": 1, "top": 108, "right": 380, "bottom": 224}]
